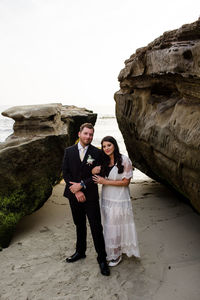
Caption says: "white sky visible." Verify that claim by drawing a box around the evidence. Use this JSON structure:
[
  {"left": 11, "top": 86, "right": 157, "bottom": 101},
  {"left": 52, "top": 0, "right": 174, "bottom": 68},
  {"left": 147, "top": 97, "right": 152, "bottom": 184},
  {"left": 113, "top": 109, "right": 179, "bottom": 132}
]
[{"left": 0, "top": 0, "right": 199, "bottom": 110}]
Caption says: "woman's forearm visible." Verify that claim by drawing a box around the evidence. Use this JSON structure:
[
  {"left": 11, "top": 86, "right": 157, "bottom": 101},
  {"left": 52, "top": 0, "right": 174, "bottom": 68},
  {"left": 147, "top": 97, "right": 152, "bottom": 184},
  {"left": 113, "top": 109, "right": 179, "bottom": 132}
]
[{"left": 103, "top": 178, "right": 130, "bottom": 186}]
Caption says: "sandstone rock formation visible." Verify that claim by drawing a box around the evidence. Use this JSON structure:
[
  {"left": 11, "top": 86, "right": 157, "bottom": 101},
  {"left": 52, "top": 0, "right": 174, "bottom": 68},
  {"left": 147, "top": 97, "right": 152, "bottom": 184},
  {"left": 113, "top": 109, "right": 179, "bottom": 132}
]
[
  {"left": 0, "top": 103, "right": 97, "bottom": 248},
  {"left": 115, "top": 19, "right": 200, "bottom": 212}
]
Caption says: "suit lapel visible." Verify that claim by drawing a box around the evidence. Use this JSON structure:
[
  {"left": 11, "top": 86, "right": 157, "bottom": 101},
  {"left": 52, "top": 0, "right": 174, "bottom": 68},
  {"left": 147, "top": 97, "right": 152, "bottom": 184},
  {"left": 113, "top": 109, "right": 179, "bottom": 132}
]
[
  {"left": 74, "top": 144, "right": 82, "bottom": 164},
  {"left": 75, "top": 143, "right": 93, "bottom": 165},
  {"left": 82, "top": 144, "right": 92, "bottom": 165}
]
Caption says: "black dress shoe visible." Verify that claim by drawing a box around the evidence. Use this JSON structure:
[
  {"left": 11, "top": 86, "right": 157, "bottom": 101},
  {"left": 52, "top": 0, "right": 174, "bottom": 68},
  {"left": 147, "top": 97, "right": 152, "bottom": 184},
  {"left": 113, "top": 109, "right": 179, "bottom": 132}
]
[
  {"left": 66, "top": 252, "right": 86, "bottom": 263},
  {"left": 99, "top": 261, "right": 110, "bottom": 276}
]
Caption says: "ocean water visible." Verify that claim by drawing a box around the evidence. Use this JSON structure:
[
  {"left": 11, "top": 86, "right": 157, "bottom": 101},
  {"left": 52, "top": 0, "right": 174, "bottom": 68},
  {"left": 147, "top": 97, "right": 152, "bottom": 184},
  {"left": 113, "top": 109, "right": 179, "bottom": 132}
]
[
  {"left": 0, "top": 104, "right": 148, "bottom": 181},
  {"left": 0, "top": 105, "right": 14, "bottom": 142}
]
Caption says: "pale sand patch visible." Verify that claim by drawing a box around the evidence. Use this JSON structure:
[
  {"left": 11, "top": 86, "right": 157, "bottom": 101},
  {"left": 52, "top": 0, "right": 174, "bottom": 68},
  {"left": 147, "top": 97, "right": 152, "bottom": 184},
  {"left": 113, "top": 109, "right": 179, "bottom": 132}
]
[{"left": 0, "top": 178, "right": 200, "bottom": 300}]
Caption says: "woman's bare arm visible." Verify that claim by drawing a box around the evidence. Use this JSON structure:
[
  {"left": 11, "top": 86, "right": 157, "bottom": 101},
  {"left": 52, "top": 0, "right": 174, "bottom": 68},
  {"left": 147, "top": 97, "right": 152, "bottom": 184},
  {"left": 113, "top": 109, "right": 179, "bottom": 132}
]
[{"left": 93, "top": 175, "right": 130, "bottom": 186}]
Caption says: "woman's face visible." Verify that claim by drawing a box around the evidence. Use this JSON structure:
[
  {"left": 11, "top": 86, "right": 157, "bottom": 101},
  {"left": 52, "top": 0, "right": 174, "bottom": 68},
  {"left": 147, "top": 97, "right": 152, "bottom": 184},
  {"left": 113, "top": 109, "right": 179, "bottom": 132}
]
[{"left": 102, "top": 141, "right": 115, "bottom": 156}]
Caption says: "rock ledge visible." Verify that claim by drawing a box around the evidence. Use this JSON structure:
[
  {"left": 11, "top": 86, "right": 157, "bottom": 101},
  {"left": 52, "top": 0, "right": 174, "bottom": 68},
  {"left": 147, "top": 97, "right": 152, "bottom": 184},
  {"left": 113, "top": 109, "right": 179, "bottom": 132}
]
[
  {"left": 115, "top": 19, "right": 200, "bottom": 212},
  {"left": 0, "top": 103, "right": 97, "bottom": 248}
]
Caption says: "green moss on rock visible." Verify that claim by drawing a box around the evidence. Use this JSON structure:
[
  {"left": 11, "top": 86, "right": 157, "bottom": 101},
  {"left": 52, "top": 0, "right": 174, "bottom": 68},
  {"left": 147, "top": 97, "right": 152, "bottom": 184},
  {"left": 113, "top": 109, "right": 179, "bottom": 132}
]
[{"left": 0, "top": 211, "right": 22, "bottom": 248}]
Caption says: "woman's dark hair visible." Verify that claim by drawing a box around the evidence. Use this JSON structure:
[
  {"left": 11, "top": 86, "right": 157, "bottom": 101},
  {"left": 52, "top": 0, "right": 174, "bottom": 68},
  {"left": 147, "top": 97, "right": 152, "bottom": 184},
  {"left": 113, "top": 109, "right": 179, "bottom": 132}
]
[{"left": 100, "top": 136, "right": 124, "bottom": 176}]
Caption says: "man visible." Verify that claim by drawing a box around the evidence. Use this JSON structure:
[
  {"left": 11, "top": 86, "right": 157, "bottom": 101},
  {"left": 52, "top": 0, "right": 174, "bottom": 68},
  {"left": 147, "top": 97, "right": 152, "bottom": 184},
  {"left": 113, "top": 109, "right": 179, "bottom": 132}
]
[{"left": 62, "top": 123, "right": 110, "bottom": 276}]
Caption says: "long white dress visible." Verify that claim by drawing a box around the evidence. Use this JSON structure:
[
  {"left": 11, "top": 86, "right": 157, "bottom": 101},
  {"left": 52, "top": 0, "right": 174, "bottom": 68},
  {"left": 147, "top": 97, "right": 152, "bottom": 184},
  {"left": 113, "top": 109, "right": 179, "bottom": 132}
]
[{"left": 101, "top": 154, "right": 140, "bottom": 260}]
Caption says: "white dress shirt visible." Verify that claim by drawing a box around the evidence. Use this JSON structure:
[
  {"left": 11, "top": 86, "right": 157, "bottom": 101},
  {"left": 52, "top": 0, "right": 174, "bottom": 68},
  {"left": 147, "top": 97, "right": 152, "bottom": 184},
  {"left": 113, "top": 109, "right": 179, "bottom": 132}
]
[{"left": 78, "top": 142, "right": 89, "bottom": 161}]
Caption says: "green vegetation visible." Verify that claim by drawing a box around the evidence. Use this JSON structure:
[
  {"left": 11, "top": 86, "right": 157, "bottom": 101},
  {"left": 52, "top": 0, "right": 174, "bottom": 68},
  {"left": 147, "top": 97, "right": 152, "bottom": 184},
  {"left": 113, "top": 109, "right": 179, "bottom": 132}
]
[
  {"left": 0, "top": 178, "right": 53, "bottom": 249},
  {"left": 0, "top": 211, "right": 22, "bottom": 248}
]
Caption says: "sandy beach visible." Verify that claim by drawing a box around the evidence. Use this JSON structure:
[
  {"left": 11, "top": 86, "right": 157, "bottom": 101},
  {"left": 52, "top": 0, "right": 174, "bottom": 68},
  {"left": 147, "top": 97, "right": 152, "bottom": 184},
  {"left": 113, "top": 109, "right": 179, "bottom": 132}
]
[{"left": 0, "top": 176, "right": 200, "bottom": 300}]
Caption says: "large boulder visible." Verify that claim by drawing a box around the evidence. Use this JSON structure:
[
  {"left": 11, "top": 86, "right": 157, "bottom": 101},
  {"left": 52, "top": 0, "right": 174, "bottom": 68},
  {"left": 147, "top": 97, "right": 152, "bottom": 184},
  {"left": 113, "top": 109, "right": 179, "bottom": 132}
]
[
  {"left": 0, "top": 103, "right": 97, "bottom": 248},
  {"left": 115, "top": 19, "right": 200, "bottom": 212}
]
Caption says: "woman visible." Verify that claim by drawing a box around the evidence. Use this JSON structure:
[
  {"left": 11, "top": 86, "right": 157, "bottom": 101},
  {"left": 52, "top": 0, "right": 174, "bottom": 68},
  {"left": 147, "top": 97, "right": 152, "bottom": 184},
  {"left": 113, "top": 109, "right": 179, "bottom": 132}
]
[{"left": 92, "top": 136, "right": 140, "bottom": 267}]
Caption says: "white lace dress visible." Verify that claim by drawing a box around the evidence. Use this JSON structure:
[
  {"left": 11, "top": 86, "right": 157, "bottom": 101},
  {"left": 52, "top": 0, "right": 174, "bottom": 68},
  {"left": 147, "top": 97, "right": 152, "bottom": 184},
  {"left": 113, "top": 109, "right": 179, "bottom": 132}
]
[{"left": 101, "top": 154, "right": 140, "bottom": 260}]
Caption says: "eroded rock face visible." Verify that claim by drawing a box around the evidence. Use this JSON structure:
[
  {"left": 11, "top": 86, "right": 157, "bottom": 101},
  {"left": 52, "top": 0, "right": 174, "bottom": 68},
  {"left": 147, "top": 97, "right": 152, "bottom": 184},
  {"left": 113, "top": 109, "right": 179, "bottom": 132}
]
[
  {"left": 115, "top": 19, "right": 200, "bottom": 212},
  {"left": 0, "top": 103, "right": 97, "bottom": 248}
]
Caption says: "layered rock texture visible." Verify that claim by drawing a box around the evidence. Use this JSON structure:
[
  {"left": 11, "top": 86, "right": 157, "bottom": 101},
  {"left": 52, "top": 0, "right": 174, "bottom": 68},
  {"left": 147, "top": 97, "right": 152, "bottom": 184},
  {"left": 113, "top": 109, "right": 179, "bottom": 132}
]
[
  {"left": 115, "top": 19, "right": 200, "bottom": 212},
  {"left": 0, "top": 103, "right": 96, "bottom": 248}
]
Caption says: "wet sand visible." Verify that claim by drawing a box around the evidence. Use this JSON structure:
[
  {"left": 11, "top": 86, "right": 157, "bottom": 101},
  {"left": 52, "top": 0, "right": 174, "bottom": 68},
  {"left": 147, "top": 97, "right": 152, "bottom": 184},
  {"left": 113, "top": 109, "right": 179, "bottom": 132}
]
[{"left": 0, "top": 178, "right": 200, "bottom": 300}]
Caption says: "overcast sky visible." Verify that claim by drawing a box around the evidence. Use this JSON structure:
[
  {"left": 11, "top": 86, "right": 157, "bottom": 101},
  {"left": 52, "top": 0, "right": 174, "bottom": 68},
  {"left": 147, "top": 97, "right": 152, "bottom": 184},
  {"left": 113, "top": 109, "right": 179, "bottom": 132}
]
[{"left": 0, "top": 0, "right": 199, "bottom": 110}]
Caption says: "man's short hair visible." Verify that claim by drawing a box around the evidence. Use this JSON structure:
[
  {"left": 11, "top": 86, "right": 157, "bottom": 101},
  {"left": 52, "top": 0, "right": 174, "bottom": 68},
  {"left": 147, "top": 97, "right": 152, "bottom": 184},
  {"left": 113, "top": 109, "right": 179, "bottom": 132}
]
[{"left": 80, "top": 123, "right": 94, "bottom": 132}]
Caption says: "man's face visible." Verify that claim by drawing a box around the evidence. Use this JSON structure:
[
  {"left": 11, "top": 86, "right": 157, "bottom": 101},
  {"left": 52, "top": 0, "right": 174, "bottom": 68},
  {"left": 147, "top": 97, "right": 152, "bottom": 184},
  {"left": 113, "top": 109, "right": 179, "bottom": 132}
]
[{"left": 78, "top": 127, "right": 94, "bottom": 146}]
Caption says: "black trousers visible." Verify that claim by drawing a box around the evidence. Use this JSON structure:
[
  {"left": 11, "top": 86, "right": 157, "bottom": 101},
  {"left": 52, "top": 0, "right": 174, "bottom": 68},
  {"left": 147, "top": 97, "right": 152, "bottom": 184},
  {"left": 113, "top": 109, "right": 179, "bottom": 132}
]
[{"left": 69, "top": 195, "right": 107, "bottom": 263}]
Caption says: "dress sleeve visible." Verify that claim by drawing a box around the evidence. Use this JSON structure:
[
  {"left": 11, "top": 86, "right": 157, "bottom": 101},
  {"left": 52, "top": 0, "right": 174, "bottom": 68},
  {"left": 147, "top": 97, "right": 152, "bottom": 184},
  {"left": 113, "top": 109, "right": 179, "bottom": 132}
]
[{"left": 122, "top": 155, "right": 133, "bottom": 179}]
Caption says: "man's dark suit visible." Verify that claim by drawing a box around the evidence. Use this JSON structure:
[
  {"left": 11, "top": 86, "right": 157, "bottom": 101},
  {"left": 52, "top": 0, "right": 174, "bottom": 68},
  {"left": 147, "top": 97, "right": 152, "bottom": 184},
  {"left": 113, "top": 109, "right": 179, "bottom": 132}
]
[{"left": 62, "top": 143, "right": 107, "bottom": 263}]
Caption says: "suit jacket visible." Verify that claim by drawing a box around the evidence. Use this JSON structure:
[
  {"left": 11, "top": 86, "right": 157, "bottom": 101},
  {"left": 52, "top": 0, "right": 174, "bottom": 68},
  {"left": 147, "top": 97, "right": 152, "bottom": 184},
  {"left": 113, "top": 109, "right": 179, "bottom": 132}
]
[{"left": 62, "top": 143, "right": 102, "bottom": 200}]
